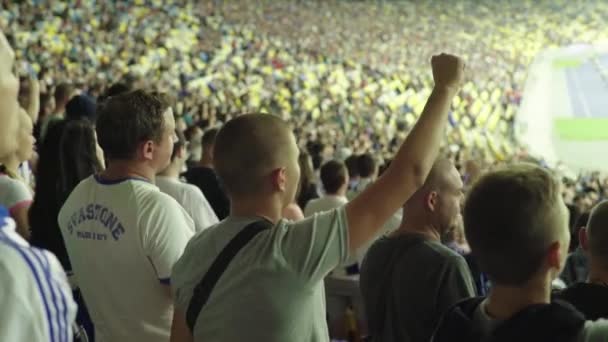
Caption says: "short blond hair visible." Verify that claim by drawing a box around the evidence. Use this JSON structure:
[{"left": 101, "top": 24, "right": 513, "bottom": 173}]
[
  {"left": 464, "top": 163, "right": 562, "bottom": 285},
  {"left": 214, "top": 113, "right": 293, "bottom": 196}
]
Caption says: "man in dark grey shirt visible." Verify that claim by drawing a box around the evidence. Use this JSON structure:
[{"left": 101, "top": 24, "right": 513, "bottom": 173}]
[{"left": 360, "top": 158, "right": 475, "bottom": 342}]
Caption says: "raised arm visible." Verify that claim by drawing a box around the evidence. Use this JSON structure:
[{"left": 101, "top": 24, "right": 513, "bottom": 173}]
[{"left": 345, "top": 53, "right": 464, "bottom": 252}]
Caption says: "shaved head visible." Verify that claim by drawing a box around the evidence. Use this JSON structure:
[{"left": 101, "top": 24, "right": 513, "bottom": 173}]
[
  {"left": 404, "top": 158, "right": 464, "bottom": 234},
  {"left": 214, "top": 113, "right": 299, "bottom": 196},
  {"left": 421, "top": 158, "right": 461, "bottom": 192},
  {"left": 587, "top": 201, "right": 608, "bottom": 263}
]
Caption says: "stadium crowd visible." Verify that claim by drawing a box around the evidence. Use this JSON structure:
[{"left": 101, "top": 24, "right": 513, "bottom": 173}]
[{"left": 2, "top": 0, "right": 608, "bottom": 341}]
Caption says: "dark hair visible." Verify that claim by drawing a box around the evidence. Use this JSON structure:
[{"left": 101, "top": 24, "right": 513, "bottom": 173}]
[
  {"left": 358, "top": 153, "right": 376, "bottom": 178},
  {"left": 29, "top": 120, "right": 69, "bottom": 268},
  {"left": 54, "top": 83, "right": 74, "bottom": 104},
  {"left": 345, "top": 154, "right": 360, "bottom": 178},
  {"left": 202, "top": 128, "right": 219, "bottom": 148},
  {"left": 98, "top": 82, "right": 131, "bottom": 102},
  {"left": 59, "top": 120, "right": 103, "bottom": 198},
  {"left": 65, "top": 95, "right": 97, "bottom": 123},
  {"left": 95, "top": 90, "right": 168, "bottom": 160},
  {"left": 320, "top": 160, "right": 347, "bottom": 194},
  {"left": 30, "top": 119, "right": 102, "bottom": 270}
]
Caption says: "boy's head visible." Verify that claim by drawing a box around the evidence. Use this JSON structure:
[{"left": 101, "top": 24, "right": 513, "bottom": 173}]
[
  {"left": 464, "top": 163, "right": 569, "bottom": 286},
  {"left": 320, "top": 160, "right": 349, "bottom": 196},
  {"left": 96, "top": 90, "right": 176, "bottom": 172},
  {"left": 214, "top": 114, "right": 300, "bottom": 207}
]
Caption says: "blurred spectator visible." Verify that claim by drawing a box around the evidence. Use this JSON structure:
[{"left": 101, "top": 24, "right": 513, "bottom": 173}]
[
  {"left": 40, "top": 82, "right": 73, "bottom": 139},
  {"left": 304, "top": 160, "right": 349, "bottom": 217},
  {"left": 184, "top": 127, "right": 230, "bottom": 220},
  {"left": 561, "top": 212, "right": 591, "bottom": 286},
  {"left": 557, "top": 201, "right": 608, "bottom": 320},
  {"left": 296, "top": 150, "right": 319, "bottom": 209},
  {"left": 360, "top": 158, "right": 474, "bottom": 342},
  {"left": 157, "top": 127, "right": 219, "bottom": 233},
  {"left": 65, "top": 94, "right": 97, "bottom": 123}
]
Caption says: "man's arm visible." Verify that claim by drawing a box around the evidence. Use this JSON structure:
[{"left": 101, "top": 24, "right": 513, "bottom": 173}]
[
  {"left": 346, "top": 54, "right": 464, "bottom": 253},
  {"left": 170, "top": 307, "right": 194, "bottom": 342}
]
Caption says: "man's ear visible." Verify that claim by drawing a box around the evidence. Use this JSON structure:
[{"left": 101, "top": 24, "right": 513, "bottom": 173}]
[
  {"left": 546, "top": 240, "right": 566, "bottom": 271},
  {"left": 271, "top": 167, "right": 287, "bottom": 192},
  {"left": 139, "top": 140, "right": 155, "bottom": 161},
  {"left": 426, "top": 191, "right": 438, "bottom": 211},
  {"left": 579, "top": 227, "right": 590, "bottom": 253}
]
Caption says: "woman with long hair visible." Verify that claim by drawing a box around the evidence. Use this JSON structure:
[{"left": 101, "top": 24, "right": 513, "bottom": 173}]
[
  {"left": 29, "top": 119, "right": 104, "bottom": 270},
  {"left": 29, "top": 119, "right": 104, "bottom": 341}
]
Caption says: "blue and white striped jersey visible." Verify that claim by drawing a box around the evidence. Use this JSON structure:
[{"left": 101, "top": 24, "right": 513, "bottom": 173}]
[{"left": 0, "top": 205, "right": 77, "bottom": 342}]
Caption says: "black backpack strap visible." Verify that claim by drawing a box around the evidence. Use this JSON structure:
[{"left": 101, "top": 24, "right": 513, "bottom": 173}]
[{"left": 186, "top": 220, "right": 273, "bottom": 332}]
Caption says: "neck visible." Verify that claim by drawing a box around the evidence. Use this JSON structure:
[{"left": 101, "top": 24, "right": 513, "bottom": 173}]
[
  {"left": 485, "top": 277, "right": 551, "bottom": 320},
  {"left": 101, "top": 160, "right": 156, "bottom": 183},
  {"left": 587, "top": 258, "right": 608, "bottom": 285},
  {"left": 158, "top": 161, "right": 181, "bottom": 179},
  {"left": 394, "top": 214, "right": 441, "bottom": 241},
  {"left": 198, "top": 154, "right": 213, "bottom": 168},
  {"left": 230, "top": 193, "right": 284, "bottom": 224}
]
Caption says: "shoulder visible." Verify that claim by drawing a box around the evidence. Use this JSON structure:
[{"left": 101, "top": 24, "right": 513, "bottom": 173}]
[
  {"left": 63, "top": 176, "right": 94, "bottom": 202},
  {"left": 0, "top": 176, "right": 31, "bottom": 196},
  {"left": 180, "top": 181, "right": 206, "bottom": 200},
  {"left": 138, "top": 181, "right": 182, "bottom": 208},
  {"left": 426, "top": 240, "right": 466, "bottom": 261},
  {"left": 580, "top": 319, "right": 608, "bottom": 341}
]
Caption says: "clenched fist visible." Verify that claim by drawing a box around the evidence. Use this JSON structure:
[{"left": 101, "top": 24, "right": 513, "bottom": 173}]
[{"left": 431, "top": 53, "right": 465, "bottom": 91}]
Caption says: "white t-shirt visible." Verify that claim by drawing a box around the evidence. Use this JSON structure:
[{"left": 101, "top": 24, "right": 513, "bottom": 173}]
[
  {"left": 172, "top": 207, "right": 350, "bottom": 341},
  {"left": 58, "top": 175, "right": 195, "bottom": 342},
  {"left": 0, "top": 173, "right": 33, "bottom": 216},
  {"left": 304, "top": 194, "right": 348, "bottom": 217},
  {"left": 0, "top": 206, "right": 77, "bottom": 342},
  {"left": 156, "top": 176, "right": 219, "bottom": 233}
]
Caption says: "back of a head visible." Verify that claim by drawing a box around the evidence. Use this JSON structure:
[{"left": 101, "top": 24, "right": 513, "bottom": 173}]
[
  {"left": 202, "top": 128, "right": 219, "bottom": 149},
  {"left": 320, "top": 160, "right": 347, "bottom": 195},
  {"left": 586, "top": 201, "right": 608, "bottom": 265},
  {"left": 464, "top": 163, "right": 566, "bottom": 286},
  {"left": 214, "top": 114, "right": 293, "bottom": 196},
  {"left": 54, "top": 83, "right": 74, "bottom": 106},
  {"left": 358, "top": 153, "right": 376, "bottom": 178},
  {"left": 65, "top": 94, "right": 97, "bottom": 123},
  {"left": 58, "top": 120, "right": 103, "bottom": 200},
  {"left": 95, "top": 89, "right": 167, "bottom": 161},
  {"left": 98, "top": 82, "right": 131, "bottom": 103},
  {"left": 344, "top": 154, "right": 360, "bottom": 179}
]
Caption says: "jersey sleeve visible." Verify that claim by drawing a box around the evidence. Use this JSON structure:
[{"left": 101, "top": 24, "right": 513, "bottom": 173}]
[
  {"left": 278, "top": 206, "right": 349, "bottom": 284},
  {"left": 140, "top": 192, "right": 195, "bottom": 283}
]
